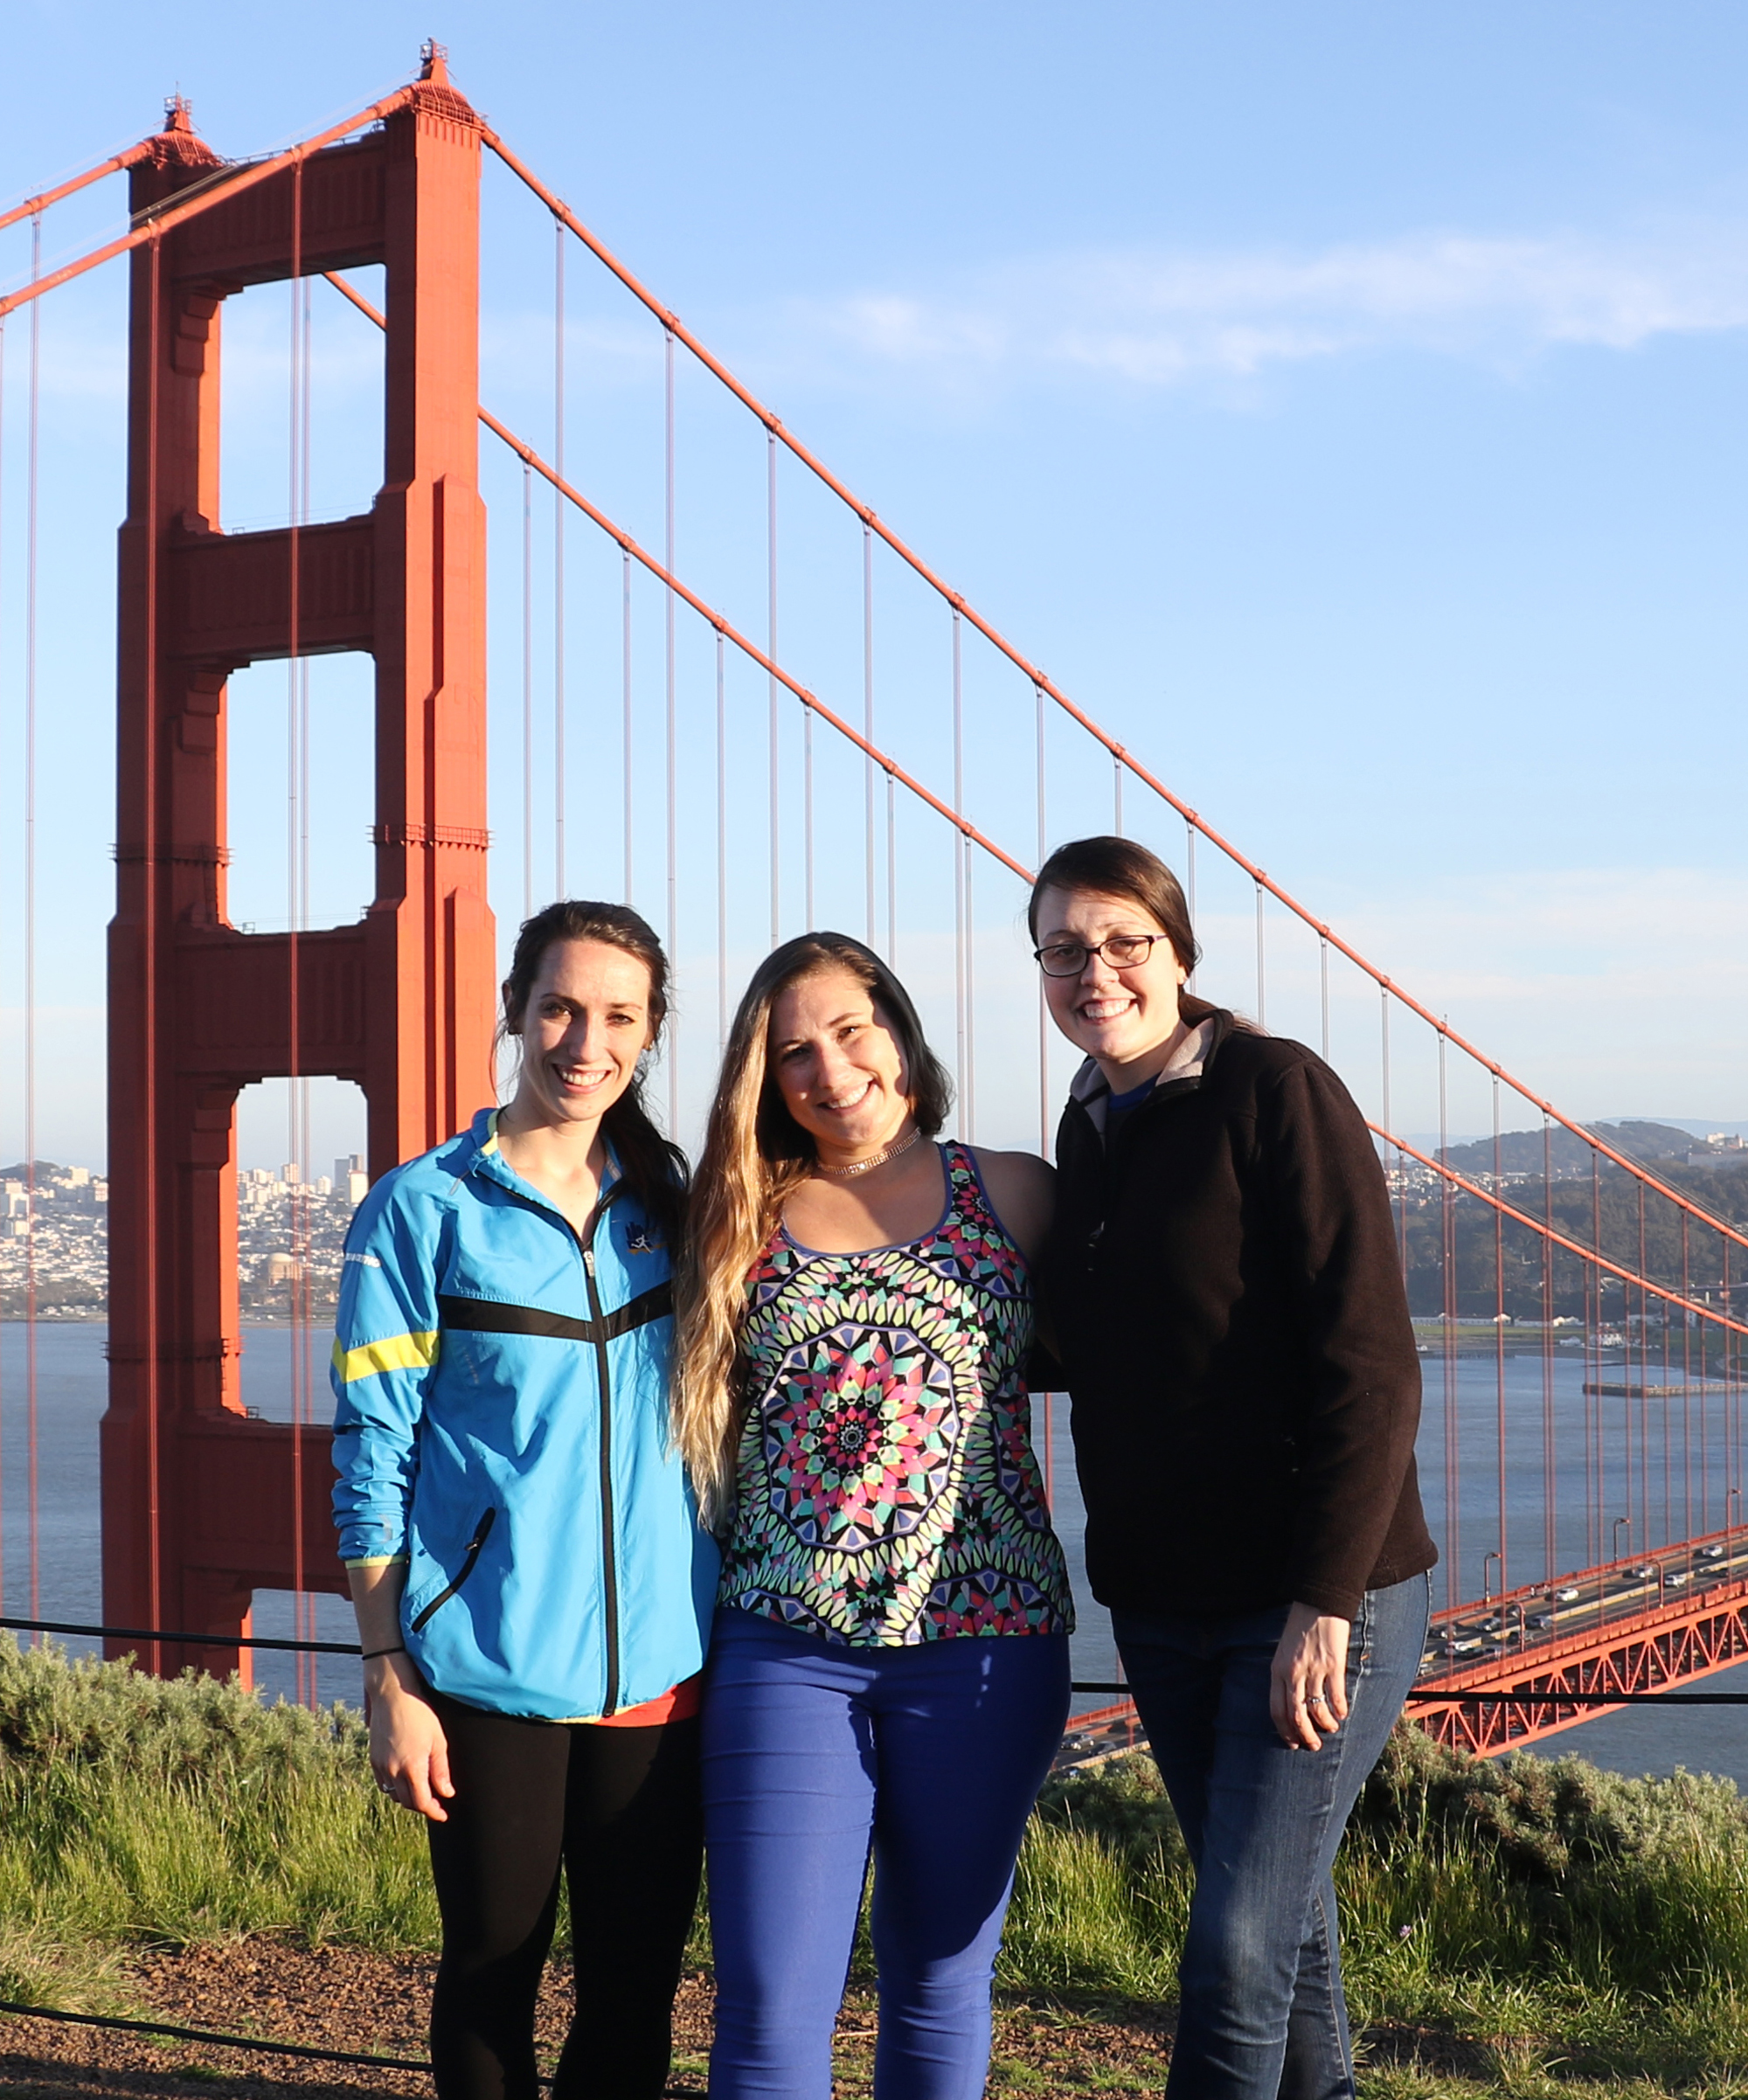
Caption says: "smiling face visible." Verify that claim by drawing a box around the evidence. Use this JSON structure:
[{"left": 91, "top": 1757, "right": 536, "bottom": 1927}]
[
  {"left": 505, "top": 937, "right": 656, "bottom": 1135},
  {"left": 1035, "top": 884, "right": 1190, "bottom": 1087},
  {"left": 767, "top": 966, "right": 913, "bottom": 1164}
]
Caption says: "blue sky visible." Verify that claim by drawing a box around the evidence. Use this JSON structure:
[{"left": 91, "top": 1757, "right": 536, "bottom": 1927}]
[{"left": 2, "top": 3, "right": 1744, "bottom": 1167}]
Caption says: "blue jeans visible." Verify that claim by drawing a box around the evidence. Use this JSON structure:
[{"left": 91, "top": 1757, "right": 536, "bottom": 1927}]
[
  {"left": 1113, "top": 1573, "right": 1430, "bottom": 2100},
  {"left": 701, "top": 1610, "right": 1071, "bottom": 2100}
]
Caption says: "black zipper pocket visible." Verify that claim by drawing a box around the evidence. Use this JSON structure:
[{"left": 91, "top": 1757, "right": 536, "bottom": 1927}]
[{"left": 410, "top": 1507, "right": 497, "bottom": 1632}]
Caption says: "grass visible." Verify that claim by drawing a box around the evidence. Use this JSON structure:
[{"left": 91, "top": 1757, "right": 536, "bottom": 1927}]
[{"left": 0, "top": 1636, "right": 1746, "bottom": 2091}]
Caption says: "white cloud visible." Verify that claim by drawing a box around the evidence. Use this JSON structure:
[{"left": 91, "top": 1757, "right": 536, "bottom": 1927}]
[{"left": 779, "top": 223, "right": 1748, "bottom": 391}]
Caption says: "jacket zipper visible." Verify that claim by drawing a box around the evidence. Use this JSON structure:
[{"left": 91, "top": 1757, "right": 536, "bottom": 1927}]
[
  {"left": 410, "top": 1506, "right": 497, "bottom": 1631},
  {"left": 577, "top": 1215, "right": 621, "bottom": 1715},
  {"left": 483, "top": 1167, "right": 627, "bottom": 1715}
]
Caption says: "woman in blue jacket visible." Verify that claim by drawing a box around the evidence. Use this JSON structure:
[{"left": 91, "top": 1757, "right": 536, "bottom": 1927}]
[{"left": 331, "top": 899, "right": 718, "bottom": 2100}]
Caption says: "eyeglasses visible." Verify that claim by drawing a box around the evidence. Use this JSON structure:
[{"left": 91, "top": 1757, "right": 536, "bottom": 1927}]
[{"left": 1032, "top": 933, "right": 1169, "bottom": 977}]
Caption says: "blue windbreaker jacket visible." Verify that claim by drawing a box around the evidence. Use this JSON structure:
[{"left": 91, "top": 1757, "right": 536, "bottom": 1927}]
[{"left": 329, "top": 1108, "right": 718, "bottom": 1721}]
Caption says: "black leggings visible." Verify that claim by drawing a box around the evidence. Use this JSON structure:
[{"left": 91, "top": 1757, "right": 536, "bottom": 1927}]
[{"left": 425, "top": 1690, "right": 703, "bottom": 2100}]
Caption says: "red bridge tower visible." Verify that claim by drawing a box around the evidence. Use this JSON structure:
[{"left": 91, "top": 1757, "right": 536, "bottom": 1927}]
[{"left": 105, "top": 50, "right": 496, "bottom": 1677}]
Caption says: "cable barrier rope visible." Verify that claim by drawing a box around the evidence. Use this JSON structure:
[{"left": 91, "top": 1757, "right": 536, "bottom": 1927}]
[
  {"left": 0, "top": 1997, "right": 706, "bottom": 2093},
  {"left": 5, "top": 1622, "right": 1744, "bottom": 1708}
]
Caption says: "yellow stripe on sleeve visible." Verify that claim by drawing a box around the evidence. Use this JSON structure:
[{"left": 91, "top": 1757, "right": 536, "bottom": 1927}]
[{"left": 331, "top": 1331, "right": 440, "bottom": 1384}]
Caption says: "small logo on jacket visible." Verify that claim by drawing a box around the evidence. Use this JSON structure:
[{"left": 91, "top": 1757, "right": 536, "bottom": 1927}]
[
  {"left": 623, "top": 1226, "right": 663, "bottom": 1256},
  {"left": 343, "top": 1251, "right": 382, "bottom": 1268}
]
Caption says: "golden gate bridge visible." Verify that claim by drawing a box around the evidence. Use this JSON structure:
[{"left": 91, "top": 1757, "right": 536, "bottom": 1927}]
[{"left": 0, "top": 45, "right": 1744, "bottom": 1757}]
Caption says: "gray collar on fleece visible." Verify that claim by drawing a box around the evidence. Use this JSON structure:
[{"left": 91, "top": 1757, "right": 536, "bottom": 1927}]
[{"left": 1068, "top": 1016, "right": 1216, "bottom": 1137}]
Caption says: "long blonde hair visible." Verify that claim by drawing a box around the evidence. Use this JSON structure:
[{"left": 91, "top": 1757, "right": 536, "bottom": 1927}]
[{"left": 674, "top": 932, "right": 953, "bottom": 1527}]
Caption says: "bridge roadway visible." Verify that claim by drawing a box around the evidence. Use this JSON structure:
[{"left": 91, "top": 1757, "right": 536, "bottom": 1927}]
[{"left": 1055, "top": 1525, "right": 1748, "bottom": 1770}]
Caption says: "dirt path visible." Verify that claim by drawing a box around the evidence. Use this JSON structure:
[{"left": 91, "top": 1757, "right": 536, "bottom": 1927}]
[{"left": 0, "top": 1941, "right": 1181, "bottom": 2098}]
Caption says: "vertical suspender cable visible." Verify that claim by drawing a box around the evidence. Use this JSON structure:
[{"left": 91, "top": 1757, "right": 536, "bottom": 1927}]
[
  {"left": 143, "top": 232, "right": 163, "bottom": 1673},
  {"left": 1253, "top": 882, "right": 1266, "bottom": 1029},
  {"left": 1492, "top": 1076, "right": 1507, "bottom": 1594},
  {"left": 803, "top": 705, "right": 815, "bottom": 932},
  {"left": 863, "top": 524, "right": 875, "bottom": 946},
  {"left": 1113, "top": 752, "right": 1123, "bottom": 835},
  {"left": 552, "top": 223, "right": 565, "bottom": 895},
  {"left": 955, "top": 618, "right": 974, "bottom": 1141},
  {"left": 1183, "top": 823, "right": 1197, "bottom": 986},
  {"left": 1035, "top": 683, "right": 1048, "bottom": 1155},
  {"left": 1724, "top": 1252, "right": 1732, "bottom": 1530},
  {"left": 1590, "top": 1154, "right": 1603, "bottom": 1566},
  {"left": 621, "top": 551, "right": 633, "bottom": 902},
  {"left": 1383, "top": 994, "right": 1404, "bottom": 1277},
  {"left": 1439, "top": 1027, "right": 1457, "bottom": 1610},
  {"left": 287, "top": 177, "right": 309, "bottom": 1706},
  {"left": 0, "top": 309, "right": 8, "bottom": 1610},
  {"left": 951, "top": 613, "right": 967, "bottom": 1120},
  {"left": 1630, "top": 1192, "right": 1647, "bottom": 1554},
  {"left": 1319, "top": 937, "right": 1329, "bottom": 1064},
  {"left": 299, "top": 270, "right": 316, "bottom": 1706},
  {"left": 1543, "top": 1116, "right": 1557, "bottom": 1582},
  {"left": 1683, "top": 1214, "right": 1695, "bottom": 1539},
  {"left": 521, "top": 462, "right": 533, "bottom": 918},
  {"left": 24, "top": 216, "right": 40, "bottom": 1621},
  {"left": 663, "top": 330, "right": 677, "bottom": 1131},
  {"left": 767, "top": 433, "right": 780, "bottom": 945},
  {"left": 715, "top": 633, "right": 727, "bottom": 1048},
  {"left": 886, "top": 776, "right": 896, "bottom": 967}
]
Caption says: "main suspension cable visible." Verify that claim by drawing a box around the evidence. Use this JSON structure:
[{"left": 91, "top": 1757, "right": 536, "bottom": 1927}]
[{"left": 475, "top": 122, "right": 1738, "bottom": 1244}]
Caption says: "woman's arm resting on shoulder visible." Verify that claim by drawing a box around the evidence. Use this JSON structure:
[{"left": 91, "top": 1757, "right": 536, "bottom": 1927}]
[
  {"left": 1268, "top": 1601, "right": 1350, "bottom": 1752},
  {"left": 970, "top": 1147, "right": 1057, "bottom": 1269},
  {"left": 349, "top": 1563, "right": 454, "bottom": 1821}
]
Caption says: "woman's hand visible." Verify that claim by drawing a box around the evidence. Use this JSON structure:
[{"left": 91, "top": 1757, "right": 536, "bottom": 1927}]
[
  {"left": 349, "top": 1561, "right": 454, "bottom": 1819},
  {"left": 1269, "top": 1602, "right": 1351, "bottom": 1751},
  {"left": 366, "top": 1652, "right": 455, "bottom": 1820}
]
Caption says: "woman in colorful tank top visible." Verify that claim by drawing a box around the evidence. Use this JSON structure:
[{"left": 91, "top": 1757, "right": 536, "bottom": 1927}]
[{"left": 676, "top": 932, "right": 1073, "bottom": 2100}]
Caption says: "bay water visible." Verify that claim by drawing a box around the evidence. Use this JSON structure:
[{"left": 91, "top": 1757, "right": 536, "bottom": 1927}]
[{"left": 1, "top": 1321, "right": 1742, "bottom": 1786}]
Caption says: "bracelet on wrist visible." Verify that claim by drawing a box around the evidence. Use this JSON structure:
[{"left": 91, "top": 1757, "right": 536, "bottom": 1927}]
[{"left": 360, "top": 1645, "right": 406, "bottom": 1662}]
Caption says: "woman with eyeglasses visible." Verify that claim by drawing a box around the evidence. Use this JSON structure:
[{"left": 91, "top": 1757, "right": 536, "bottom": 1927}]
[
  {"left": 674, "top": 931, "right": 1073, "bottom": 2100},
  {"left": 1030, "top": 836, "right": 1435, "bottom": 2100}
]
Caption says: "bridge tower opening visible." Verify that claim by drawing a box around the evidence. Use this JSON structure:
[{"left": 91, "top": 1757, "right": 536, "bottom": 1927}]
[{"left": 105, "top": 47, "right": 496, "bottom": 1680}]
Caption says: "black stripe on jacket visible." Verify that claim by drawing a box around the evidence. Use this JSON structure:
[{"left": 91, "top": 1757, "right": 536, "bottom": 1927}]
[{"left": 437, "top": 1283, "right": 672, "bottom": 1347}]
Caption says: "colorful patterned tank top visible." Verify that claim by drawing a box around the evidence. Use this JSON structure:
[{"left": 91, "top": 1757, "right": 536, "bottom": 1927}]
[{"left": 718, "top": 1141, "right": 1075, "bottom": 1646}]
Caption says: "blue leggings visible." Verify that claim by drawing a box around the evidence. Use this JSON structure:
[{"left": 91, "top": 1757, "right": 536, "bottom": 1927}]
[{"left": 701, "top": 1609, "right": 1070, "bottom": 2099}]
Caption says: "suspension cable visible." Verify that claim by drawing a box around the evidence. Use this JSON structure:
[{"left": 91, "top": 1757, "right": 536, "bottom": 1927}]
[
  {"left": 287, "top": 165, "right": 310, "bottom": 1708},
  {"left": 0, "top": 138, "right": 154, "bottom": 237},
  {"left": 715, "top": 632, "right": 727, "bottom": 1048},
  {"left": 142, "top": 229, "right": 164, "bottom": 1675},
  {"left": 663, "top": 328, "right": 678, "bottom": 1130},
  {"left": 24, "top": 214, "right": 40, "bottom": 1624},
  {"left": 522, "top": 460, "right": 533, "bottom": 918},
  {"left": 0, "top": 309, "right": 7, "bottom": 1611},
  {"left": 475, "top": 127, "right": 1739, "bottom": 1244},
  {"left": 767, "top": 431, "right": 780, "bottom": 944},
  {"left": 0, "top": 92, "right": 416, "bottom": 322},
  {"left": 864, "top": 523, "right": 876, "bottom": 946},
  {"left": 553, "top": 220, "right": 566, "bottom": 896},
  {"left": 622, "top": 550, "right": 634, "bottom": 901}
]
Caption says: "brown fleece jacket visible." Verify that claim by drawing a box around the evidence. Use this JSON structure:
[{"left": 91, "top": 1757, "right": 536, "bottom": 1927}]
[{"left": 1040, "top": 1005, "right": 1437, "bottom": 1622}]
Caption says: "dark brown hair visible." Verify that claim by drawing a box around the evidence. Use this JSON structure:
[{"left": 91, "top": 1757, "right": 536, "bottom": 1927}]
[
  {"left": 501, "top": 900, "right": 688, "bottom": 1240},
  {"left": 1028, "top": 835, "right": 1201, "bottom": 976}
]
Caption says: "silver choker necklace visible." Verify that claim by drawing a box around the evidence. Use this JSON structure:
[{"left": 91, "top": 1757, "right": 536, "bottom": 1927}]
[{"left": 818, "top": 1126, "right": 924, "bottom": 1180}]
